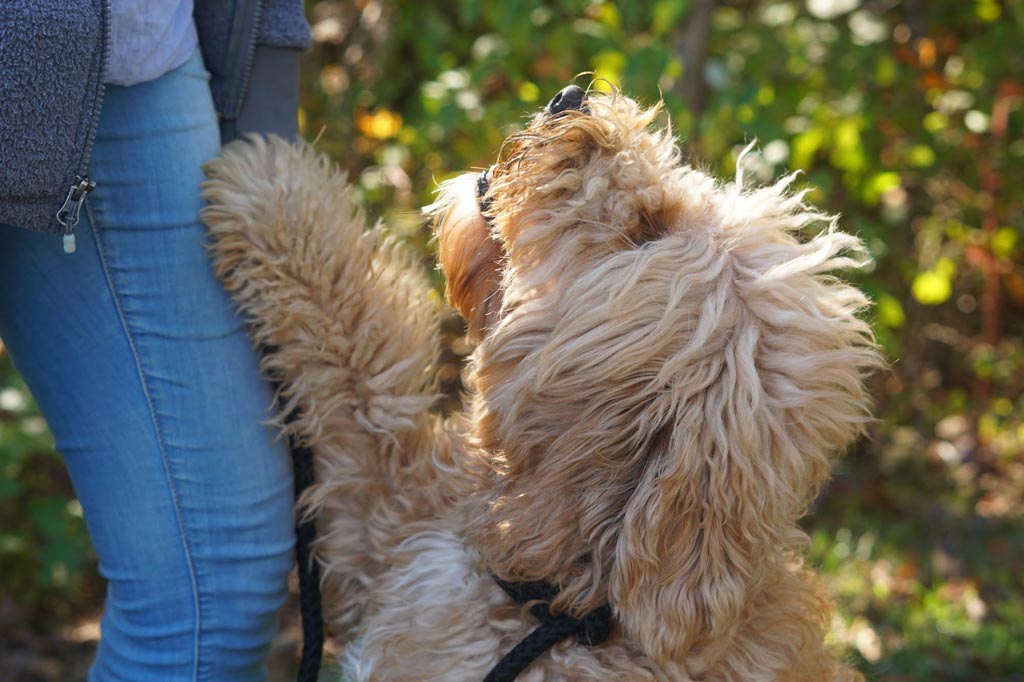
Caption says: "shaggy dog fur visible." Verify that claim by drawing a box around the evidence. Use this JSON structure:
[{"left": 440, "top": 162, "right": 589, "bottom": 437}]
[{"left": 201, "top": 90, "right": 881, "bottom": 681}]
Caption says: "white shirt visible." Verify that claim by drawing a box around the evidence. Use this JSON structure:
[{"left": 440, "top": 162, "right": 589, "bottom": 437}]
[{"left": 105, "top": 1, "right": 199, "bottom": 86}]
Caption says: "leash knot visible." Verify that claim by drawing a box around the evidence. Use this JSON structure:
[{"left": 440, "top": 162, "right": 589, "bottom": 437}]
[{"left": 484, "top": 577, "right": 613, "bottom": 682}]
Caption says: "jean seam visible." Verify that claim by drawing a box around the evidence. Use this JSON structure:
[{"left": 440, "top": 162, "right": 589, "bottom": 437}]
[{"left": 85, "top": 200, "right": 203, "bottom": 681}]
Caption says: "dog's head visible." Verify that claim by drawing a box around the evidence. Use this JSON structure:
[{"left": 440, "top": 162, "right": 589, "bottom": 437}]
[{"left": 430, "top": 86, "right": 880, "bottom": 666}]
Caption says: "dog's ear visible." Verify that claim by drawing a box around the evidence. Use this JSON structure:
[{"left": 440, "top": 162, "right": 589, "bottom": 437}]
[
  {"left": 431, "top": 174, "right": 503, "bottom": 339},
  {"left": 607, "top": 180, "right": 880, "bottom": 667}
]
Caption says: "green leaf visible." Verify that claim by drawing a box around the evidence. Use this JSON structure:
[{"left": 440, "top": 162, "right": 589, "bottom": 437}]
[
  {"left": 863, "top": 171, "right": 902, "bottom": 206},
  {"left": 791, "top": 127, "right": 827, "bottom": 170},
  {"left": 458, "top": 0, "right": 482, "bottom": 24},
  {"left": 908, "top": 144, "right": 936, "bottom": 168},
  {"left": 595, "top": 3, "right": 622, "bottom": 31},
  {"left": 0, "top": 478, "right": 17, "bottom": 503},
  {"left": 992, "top": 226, "right": 1018, "bottom": 259},
  {"left": 876, "top": 293, "right": 906, "bottom": 327},
  {"left": 875, "top": 56, "right": 898, "bottom": 87},
  {"left": 652, "top": 0, "right": 692, "bottom": 36},
  {"left": 831, "top": 118, "right": 867, "bottom": 173}
]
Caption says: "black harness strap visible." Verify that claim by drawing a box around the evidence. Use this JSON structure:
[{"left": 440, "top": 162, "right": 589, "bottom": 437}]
[{"left": 484, "top": 579, "right": 613, "bottom": 682}]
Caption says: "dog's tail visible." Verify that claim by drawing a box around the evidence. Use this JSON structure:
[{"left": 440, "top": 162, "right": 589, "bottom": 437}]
[{"left": 201, "top": 135, "right": 441, "bottom": 635}]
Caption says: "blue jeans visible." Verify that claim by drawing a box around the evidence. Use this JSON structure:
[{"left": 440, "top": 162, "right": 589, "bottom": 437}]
[{"left": 0, "top": 50, "right": 294, "bottom": 681}]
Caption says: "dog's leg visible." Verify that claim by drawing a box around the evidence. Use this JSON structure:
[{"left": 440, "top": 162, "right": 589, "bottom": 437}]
[{"left": 201, "top": 136, "right": 442, "bottom": 636}]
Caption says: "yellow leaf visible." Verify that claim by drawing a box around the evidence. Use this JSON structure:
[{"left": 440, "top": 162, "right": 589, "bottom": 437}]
[
  {"left": 592, "top": 49, "right": 626, "bottom": 90},
  {"left": 518, "top": 82, "right": 540, "bottom": 103},
  {"left": 912, "top": 270, "right": 952, "bottom": 305},
  {"left": 596, "top": 2, "right": 621, "bottom": 30},
  {"left": 992, "top": 226, "right": 1019, "bottom": 259},
  {"left": 357, "top": 109, "right": 403, "bottom": 140},
  {"left": 935, "top": 256, "right": 957, "bottom": 279},
  {"left": 975, "top": 0, "right": 1001, "bottom": 21}
]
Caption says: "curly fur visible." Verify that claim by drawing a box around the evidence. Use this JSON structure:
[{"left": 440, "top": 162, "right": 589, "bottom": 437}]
[{"left": 202, "top": 90, "right": 880, "bottom": 681}]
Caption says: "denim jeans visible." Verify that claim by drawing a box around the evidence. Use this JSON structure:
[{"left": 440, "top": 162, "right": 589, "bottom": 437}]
[{"left": 0, "top": 49, "right": 295, "bottom": 681}]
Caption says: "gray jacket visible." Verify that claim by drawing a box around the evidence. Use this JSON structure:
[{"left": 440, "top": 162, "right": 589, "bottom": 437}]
[{"left": 0, "top": 0, "right": 310, "bottom": 237}]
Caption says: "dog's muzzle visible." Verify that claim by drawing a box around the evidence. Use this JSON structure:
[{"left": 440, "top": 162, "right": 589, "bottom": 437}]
[{"left": 476, "top": 86, "right": 588, "bottom": 221}]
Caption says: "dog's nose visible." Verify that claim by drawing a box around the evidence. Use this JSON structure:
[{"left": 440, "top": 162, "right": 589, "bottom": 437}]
[{"left": 545, "top": 85, "right": 587, "bottom": 116}]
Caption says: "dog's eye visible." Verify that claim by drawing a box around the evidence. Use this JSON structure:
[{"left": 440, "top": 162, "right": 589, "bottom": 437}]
[{"left": 477, "top": 167, "right": 494, "bottom": 216}]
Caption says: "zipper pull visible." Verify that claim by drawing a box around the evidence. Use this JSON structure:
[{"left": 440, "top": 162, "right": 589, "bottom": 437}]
[{"left": 55, "top": 176, "right": 96, "bottom": 254}]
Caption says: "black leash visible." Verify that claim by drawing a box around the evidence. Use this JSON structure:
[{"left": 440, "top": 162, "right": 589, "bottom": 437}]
[
  {"left": 290, "top": 432, "right": 324, "bottom": 682},
  {"left": 271, "top": 345, "right": 608, "bottom": 682},
  {"left": 484, "top": 579, "right": 613, "bottom": 682},
  {"left": 265, "top": 343, "right": 324, "bottom": 682},
  {"left": 284, "top": 406, "right": 613, "bottom": 682}
]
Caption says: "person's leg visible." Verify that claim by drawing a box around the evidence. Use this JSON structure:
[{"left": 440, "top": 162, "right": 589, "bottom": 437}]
[{"left": 0, "top": 49, "right": 294, "bottom": 681}]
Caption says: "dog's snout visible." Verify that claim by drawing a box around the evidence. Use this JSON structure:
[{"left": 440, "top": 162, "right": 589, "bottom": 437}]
[{"left": 545, "top": 85, "right": 587, "bottom": 116}]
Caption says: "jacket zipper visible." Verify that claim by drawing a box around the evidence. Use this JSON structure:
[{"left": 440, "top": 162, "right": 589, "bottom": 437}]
[
  {"left": 224, "top": 0, "right": 264, "bottom": 118},
  {"left": 237, "top": 0, "right": 264, "bottom": 116},
  {"left": 55, "top": 176, "right": 97, "bottom": 253},
  {"left": 57, "top": 0, "right": 110, "bottom": 252}
]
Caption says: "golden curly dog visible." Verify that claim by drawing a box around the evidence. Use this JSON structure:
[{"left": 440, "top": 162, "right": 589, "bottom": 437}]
[{"left": 201, "top": 87, "right": 880, "bottom": 681}]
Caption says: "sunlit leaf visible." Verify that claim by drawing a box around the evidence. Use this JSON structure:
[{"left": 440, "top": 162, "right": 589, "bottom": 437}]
[
  {"left": 975, "top": 0, "right": 1002, "bottom": 21},
  {"left": 912, "top": 269, "right": 953, "bottom": 305},
  {"left": 992, "top": 227, "right": 1019, "bottom": 259},
  {"left": 876, "top": 293, "right": 906, "bottom": 328},
  {"left": 756, "top": 85, "right": 775, "bottom": 106},
  {"left": 924, "top": 111, "right": 949, "bottom": 133},
  {"left": 518, "top": 81, "right": 540, "bottom": 103},
  {"left": 652, "top": 0, "right": 692, "bottom": 36},
  {"left": 863, "top": 171, "right": 901, "bottom": 205},
  {"left": 935, "top": 256, "right": 957, "bottom": 279},
  {"left": 908, "top": 144, "right": 936, "bottom": 167},
  {"left": 595, "top": 2, "right": 622, "bottom": 31},
  {"left": 592, "top": 49, "right": 626, "bottom": 90},
  {"left": 875, "top": 56, "right": 898, "bottom": 87},
  {"left": 831, "top": 118, "right": 867, "bottom": 173},
  {"left": 791, "top": 127, "right": 827, "bottom": 170},
  {"left": 357, "top": 109, "right": 404, "bottom": 140}
]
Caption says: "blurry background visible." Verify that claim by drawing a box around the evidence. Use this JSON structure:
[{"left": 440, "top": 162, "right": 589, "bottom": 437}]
[{"left": 2, "top": 0, "right": 1022, "bottom": 680}]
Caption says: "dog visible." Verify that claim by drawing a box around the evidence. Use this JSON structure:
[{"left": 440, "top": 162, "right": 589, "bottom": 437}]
[{"left": 201, "top": 85, "right": 880, "bottom": 681}]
